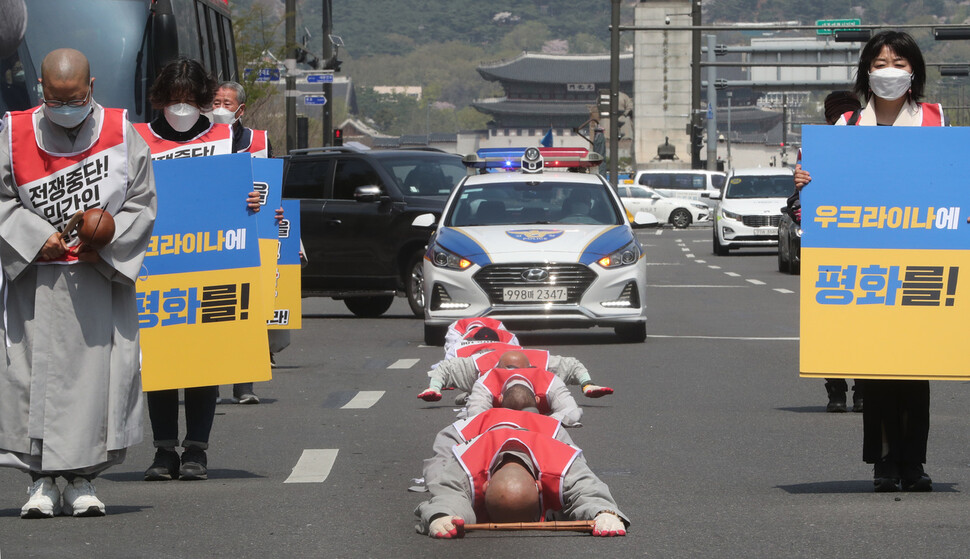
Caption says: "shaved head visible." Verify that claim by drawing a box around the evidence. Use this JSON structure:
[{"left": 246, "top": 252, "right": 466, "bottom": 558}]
[
  {"left": 40, "top": 48, "right": 92, "bottom": 105},
  {"left": 497, "top": 351, "right": 530, "bottom": 369},
  {"left": 41, "top": 48, "right": 90, "bottom": 83},
  {"left": 501, "top": 383, "right": 537, "bottom": 411},
  {"left": 484, "top": 459, "right": 540, "bottom": 523}
]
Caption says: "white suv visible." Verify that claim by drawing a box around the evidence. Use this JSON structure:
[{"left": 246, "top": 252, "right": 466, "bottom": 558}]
[
  {"left": 631, "top": 169, "right": 726, "bottom": 211},
  {"left": 711, "top": 167, "right": 795, "bottom": 255}
]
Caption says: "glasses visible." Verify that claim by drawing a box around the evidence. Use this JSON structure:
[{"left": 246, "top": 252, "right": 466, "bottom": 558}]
[{"left": 42, "top": 89, "right": 90, "bottom": 109}]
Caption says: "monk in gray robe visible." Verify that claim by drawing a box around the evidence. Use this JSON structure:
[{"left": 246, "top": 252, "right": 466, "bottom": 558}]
[
  {"left": 414, "top": 429, "right": 629, "bottom": 538},
  {"left": 0, "top": 48, "right": 156, "bottom": 518}
]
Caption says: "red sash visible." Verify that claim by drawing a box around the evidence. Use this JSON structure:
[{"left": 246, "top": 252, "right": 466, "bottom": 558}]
[
  {"left": 8, "top": 106, "right": 129, "bottom": 262},
  {"left": 243, "top": 128, "right": 269, "bottom": 158},
  {"left": 842, "top": 103, "right": 944, "bottom": 127},
  {"left": 476, "top": 367, "right": 556, "bottom": 414},
  {"left": 453, "top": 430, "right": 581, "bottom": 521},
  {"left": 133, "top": 121, "right": 232, "bottom": 160},
  {"left": 454, "top": 408, "right": 561, "bottom": 443}
]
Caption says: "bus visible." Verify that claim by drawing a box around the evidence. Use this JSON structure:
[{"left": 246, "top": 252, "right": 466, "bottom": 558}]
[{"left": 0, "top": 0, "right": 238, "bottom": 121}]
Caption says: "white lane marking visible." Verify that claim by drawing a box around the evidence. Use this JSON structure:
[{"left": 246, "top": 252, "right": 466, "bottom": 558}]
[
  {"left": 285, "top": 449, "right": 339, "bottom": 484},
  {"left": 649, "top": 334, "right": 798, "bottom": 341},
  {"left": 708, "top": 265, "right": 721, "bottom": 269},
  {"left": 388, "top": 358, "right": 420, "bottom": 369},
  {"left": 686, "top": 254, "right": 695, "bottom": 259},
  {"left": 681, "top": 247, "right": 690, "bottom": 252},
  {"left": 695, "top": 260, "right": 706, "bottom": 264},
  {"left": 725, "top": 272, "right": 740, "bottom": 277},
  {"left": 746, "top": 279, "right": 766, "bottom": 285},
  {"left": 648, "top": 285, "right": 748, "bottom": 288},
  {"left": 774, "top": 288, "right": 795, "bottom": 294},
  {"left": 655, "top": 229, "right": 664, "bottom": 235},
  {"left": 646, "top": 262, "right": 684, "bottom": 266},
  {"left": 341, "top": 391, "right": 385, "bottom": 409}
]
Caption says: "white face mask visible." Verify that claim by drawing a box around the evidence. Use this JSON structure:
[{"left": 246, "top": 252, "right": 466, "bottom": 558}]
[
  {"left": 868, "top": 67, "right": 913, "bottom": 101},
  {"left": 43, "top": 99, "right": 93, "bottom": 129},
  {"left": 209, "top": 107, "right": 239, "bottom": 125},
  {"left": 164, "top": 103, "right": 200, "bottom": 132}
]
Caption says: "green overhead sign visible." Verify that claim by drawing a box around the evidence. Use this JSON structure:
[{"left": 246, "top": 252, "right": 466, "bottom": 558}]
[{"left": 816, "top": 19, "right": 862, "bottom": 35}]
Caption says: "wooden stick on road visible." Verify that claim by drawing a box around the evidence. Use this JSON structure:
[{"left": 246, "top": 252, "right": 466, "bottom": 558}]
[{"left": 462, "top": 520, "right": 595, "bottom": 533}]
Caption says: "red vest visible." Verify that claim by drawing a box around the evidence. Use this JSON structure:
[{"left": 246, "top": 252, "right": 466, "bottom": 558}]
[
  {"left": 453, "top": 430, "right": 581, "bottom": 522},
  {"left": 7, "top": 106, "right": 129, "bottom": 263},
  {"left": 455, "top": 341, "right": 521, "bottom": 359},
  {"left": 243, "top": 128, "right": 269, "bottom": 158},
  {"left": 450, "top": 317, "right": 512, "bottom": 336},
  {"left": 473, "top": 348, "right": 550, "bottom": 375},
  {"left": 133, "top": 121, "right": 233, "bottom": 160},
  {"left": 476, "top": 367, "right": 557, "bottom": 414},
  {"left": 453, "top": 408, "right": 561, "bottom": 443},
  {"left": 842, "top": 103, "right": 944, "bottom": 127}
]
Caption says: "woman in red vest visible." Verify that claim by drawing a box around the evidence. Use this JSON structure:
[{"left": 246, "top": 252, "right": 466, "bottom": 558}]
[{"left": 795, "top": 31, "right": 942, "bottom": 493}]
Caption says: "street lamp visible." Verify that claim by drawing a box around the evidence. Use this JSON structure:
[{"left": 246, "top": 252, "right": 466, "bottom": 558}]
[{"left": 934, "top": 27, "right": 970, "bottom": 40}]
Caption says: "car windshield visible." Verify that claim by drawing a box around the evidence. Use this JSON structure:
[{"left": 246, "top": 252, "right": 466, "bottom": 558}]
[
  {"left": 375, "top": 155, "right": 468, "bottom": 197},
  {"left": 725, "top": 175, "right": 794, "bottom": 199},
  {"left": 446, "top": 181, "right": 621, "bottom": 227}
]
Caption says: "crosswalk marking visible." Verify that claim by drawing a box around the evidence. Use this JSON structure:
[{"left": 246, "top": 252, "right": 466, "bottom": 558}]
[
  {"left": 341, "top": 391, "right": 385, "bottom": 409},
  {"left": 284, "top": 449, "right": 339, "bottom": 484},
  {"left": 388, "top": 358, "right": 420, "bottom": 369}
]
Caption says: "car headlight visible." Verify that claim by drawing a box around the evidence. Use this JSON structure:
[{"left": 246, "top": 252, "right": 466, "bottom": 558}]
[
  {"left": 596, "top": 241, "right": 640, "bottom": 269},
  {"left": 721, "top": 208, "right": 742, "bottom": 221},
  {"left": 431, "top": 244, "right": 473, "bottom": 270}
]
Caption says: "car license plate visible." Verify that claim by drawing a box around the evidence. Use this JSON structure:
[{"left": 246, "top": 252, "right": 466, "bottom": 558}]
[
  {"left": 754, "top": 227, "right": 777, "bottom": 236},
  {"left": 503, "top": 287, "right": 568, "bottom": 302}
]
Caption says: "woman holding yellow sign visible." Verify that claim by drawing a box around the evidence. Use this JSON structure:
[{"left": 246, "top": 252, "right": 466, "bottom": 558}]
[{"left": 794, "top": 30, "right": 943, "bottom": 493}]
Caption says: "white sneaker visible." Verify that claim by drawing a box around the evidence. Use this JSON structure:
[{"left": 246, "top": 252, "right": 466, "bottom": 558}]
[
  {"left": 62, "top": 478, "right": 105, "bottom": 517},
  {"left": 21, "top": 477, "right": 61, "bottom": 519}
]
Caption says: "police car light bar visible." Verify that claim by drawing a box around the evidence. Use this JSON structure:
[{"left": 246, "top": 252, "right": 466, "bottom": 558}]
[{"left": 463, "top": 147, "right": 602, "bottom": 170}]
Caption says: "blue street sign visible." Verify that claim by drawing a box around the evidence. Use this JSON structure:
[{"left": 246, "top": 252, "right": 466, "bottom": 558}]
[
  {"left": 306, "top": 72, "right": 334, "bottom": 84},
  {"left": 707, "top": 103, "right": 714, "bottom": 119},
  {"left": 303, "top": 95, "right": 328, "bottom": 106},
  {"left": 244, "top": 68, "right": 280, "bottom": 82}
]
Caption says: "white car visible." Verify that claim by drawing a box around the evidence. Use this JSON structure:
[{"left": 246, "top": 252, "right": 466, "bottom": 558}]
[
  {"left": 711, "top": 167, "right": 795, "bottom": 255},
  {"left": 422, "top": 147, "right": 653, "bottom": 345},
  {"left": 618, "top": 184, "right": 710, "bottom": 228}
]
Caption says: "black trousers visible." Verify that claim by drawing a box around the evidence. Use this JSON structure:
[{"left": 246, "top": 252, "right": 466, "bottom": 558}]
[
  {"left": 146, "top": 386, "right": 218, "bottom": 448},
  {"left": 859, "top": 380, "right": 929, "bottom": 464}
]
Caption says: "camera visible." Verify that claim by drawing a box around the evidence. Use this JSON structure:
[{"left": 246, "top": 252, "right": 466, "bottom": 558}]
[{"left": 665, "top": 16, "right": 671, "bottom": 25}]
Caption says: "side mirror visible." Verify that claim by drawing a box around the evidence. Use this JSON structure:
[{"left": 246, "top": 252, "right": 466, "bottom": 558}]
[
  {"left": 633, "top": 211, "right": 660, "bottom": 228},
  {"left": 412, "top": 213, "right": 436, "bottom": 228},
  {"left": 354, "top": 185, "right": 382, "bottom": 202},
  {"left": 709, "top": 190, "right": 723, "bottom": 200},
  {"left": 151, "top": 0, "right": 180, "bottom": 70}
]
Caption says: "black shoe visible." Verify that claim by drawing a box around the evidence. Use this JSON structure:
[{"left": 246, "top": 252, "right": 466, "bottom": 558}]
[
  {"left": 873, "top": 461, "right": 900, "bottom": 492},
  {"left": 900, "top": 463, "right": 932, "bottom": 492},
  {"left": 824, "top": 381, "right": 847, "bottom": 412},
  {"left": 179, "top": 447, "right": 208, "bottom": 481},
  {"left": 851, "top": 396, "right": 863, "bottom": 413},
  {"left": 144, "top": 448, "right": 180, "bottom": 481},
  {"left": 874, "top": 477, "right": 900, "bottom": 492}
]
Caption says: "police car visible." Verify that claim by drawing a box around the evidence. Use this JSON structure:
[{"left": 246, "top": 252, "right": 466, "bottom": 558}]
[{"left": 421, "top": 147, "right": 655, "bottom": 345}]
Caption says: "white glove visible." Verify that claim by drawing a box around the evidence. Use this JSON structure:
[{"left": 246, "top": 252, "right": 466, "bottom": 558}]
[
  {"left": 429, "top": 515, "right": 465, "bottom": 539},
  {"left": 592, "top": 512, "right": 626, "bottom": 537}
]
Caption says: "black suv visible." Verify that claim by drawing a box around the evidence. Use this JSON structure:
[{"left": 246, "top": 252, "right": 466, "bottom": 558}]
[{"left": 281, "top": 146, "right": 466, "bottom": 317}]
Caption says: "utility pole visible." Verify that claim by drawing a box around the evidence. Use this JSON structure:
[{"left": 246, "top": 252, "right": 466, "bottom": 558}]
[
  {"left": 285, "top": 0, "right": 297, "bottom": 154},
  {"left": 609, "top": 0, "right": 620, "bottom": 187},
  {"left": 690, "top": 0, "right": 702, "bottom": 169},
  {"left": 705, "top": 34, "right": 717, "bottom": 171},
  {"left": 322, "top": 0, "right": 333, "bottom": 146}
]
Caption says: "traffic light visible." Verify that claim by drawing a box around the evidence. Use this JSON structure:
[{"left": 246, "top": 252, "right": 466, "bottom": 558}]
[
  {"left": 598, "top": 89, "right": 611, "bottom": 119},
  {"left": 333, "top": 129, "right": 343, "bottom": 146},
  {"left": 691, "top": 124, "right": 705, "bottom": 147}
]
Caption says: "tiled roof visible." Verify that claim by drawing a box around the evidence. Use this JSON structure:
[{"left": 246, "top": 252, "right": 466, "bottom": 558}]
[{"left": 478, "top": 52, "right": 634, "bottom": 84}]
